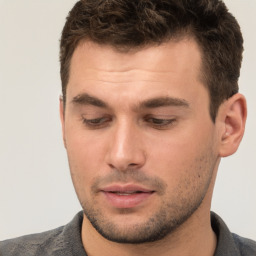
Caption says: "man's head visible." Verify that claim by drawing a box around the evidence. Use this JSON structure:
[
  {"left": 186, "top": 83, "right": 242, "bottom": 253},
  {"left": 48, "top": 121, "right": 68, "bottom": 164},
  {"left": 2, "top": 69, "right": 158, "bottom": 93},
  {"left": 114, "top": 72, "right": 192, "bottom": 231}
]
[
  {"left": 59, "top": 0, "right": 246, "bottom": 246},
  {"left": 60, "top": 0, "right": 243, "bottom": 121}
]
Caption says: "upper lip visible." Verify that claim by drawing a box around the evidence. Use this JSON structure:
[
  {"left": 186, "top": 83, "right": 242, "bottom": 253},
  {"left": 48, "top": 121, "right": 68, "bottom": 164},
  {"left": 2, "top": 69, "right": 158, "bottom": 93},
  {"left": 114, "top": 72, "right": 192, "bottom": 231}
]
[{"left": 101, "top": 184, "right": 155, "bottom": 193}]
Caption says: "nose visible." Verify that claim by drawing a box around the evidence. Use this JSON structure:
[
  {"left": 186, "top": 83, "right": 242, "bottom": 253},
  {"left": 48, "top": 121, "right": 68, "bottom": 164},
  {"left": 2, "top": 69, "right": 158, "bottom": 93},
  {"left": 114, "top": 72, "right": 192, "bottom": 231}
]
[{"left": 106, "top": 119, "right": 146, "bottom": 171}]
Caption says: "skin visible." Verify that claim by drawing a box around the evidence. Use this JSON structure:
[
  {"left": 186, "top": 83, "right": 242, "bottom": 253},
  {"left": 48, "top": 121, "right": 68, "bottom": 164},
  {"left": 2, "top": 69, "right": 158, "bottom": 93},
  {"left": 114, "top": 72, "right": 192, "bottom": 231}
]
[{"left": 60, "top": 38, "right": 246, "bottom": 256}]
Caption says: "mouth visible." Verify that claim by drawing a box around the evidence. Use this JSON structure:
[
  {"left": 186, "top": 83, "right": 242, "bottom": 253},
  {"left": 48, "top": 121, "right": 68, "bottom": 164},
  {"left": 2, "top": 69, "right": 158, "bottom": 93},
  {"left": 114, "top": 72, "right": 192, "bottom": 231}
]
[
  {"left": 100, "top": 184, "right": 155, "bottom": 208},
  {"left": 108, "top": 191, "right": 148, "bottom": 196}
]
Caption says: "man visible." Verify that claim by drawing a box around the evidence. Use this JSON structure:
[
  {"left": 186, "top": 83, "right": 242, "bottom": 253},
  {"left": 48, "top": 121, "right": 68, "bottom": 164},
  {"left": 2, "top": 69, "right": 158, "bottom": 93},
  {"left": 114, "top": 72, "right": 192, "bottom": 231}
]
[{"left": 1, "top": 0, "right": 255, "bottom": 255}]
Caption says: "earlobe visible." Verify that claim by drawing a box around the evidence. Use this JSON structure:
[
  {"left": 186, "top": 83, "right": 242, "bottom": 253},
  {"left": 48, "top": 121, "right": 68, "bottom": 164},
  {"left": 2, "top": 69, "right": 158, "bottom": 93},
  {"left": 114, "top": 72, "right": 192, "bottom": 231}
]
[
  {"left": 59, "top": 96, "right": 67, "bottom": 148},
  {"left": 218, "top": 93, "right": 247, "bottom": 157}
]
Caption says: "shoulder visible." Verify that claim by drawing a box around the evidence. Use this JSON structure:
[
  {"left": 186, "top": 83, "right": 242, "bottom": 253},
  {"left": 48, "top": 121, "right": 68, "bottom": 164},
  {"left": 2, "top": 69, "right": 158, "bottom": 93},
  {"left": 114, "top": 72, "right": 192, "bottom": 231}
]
[
  {"left": 0, "top": 212, "right": 85, "bottom": 256},
  {"left": 211, "top": 211, "right": 256, "bottom": 256},
  {"left": 232, "top": 233, "right": 256, "bottom": 255},
  {"left": 0, "top": 226, "right": 66, "bottom": 256}
]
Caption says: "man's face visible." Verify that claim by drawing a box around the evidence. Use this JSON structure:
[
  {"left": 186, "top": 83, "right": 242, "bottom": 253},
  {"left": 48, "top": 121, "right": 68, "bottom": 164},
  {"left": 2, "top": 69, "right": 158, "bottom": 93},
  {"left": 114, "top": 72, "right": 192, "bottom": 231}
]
[{"left": 61, "top": 39, "right": 221, "bottom": 243}]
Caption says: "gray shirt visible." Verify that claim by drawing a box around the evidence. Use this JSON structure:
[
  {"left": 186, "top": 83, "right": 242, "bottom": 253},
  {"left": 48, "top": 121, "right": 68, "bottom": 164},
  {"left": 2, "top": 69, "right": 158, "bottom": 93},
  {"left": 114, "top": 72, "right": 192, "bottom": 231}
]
[{"left": 1, "top": 211, "right": 256, "bottom": 255}]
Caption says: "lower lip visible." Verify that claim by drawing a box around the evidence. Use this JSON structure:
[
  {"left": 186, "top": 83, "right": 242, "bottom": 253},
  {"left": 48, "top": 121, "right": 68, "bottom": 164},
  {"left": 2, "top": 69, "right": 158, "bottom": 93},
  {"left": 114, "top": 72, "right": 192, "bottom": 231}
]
[{"left": 102, "top": 191, "right": 154, "bottom": 208}]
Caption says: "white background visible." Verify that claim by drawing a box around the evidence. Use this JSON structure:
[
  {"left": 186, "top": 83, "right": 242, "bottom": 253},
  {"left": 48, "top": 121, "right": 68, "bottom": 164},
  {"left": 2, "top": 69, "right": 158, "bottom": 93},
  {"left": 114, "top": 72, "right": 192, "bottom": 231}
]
[{"left": 0, "top": 0, "right": 255, "bottom": 241}]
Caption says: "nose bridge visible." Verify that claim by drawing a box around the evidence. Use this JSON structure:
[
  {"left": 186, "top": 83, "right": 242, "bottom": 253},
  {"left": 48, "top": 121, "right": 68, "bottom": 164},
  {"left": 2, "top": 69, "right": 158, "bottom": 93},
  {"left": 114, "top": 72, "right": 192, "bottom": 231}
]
[{"left": 107, "top": 117, "right": 145, "bottom": 171}]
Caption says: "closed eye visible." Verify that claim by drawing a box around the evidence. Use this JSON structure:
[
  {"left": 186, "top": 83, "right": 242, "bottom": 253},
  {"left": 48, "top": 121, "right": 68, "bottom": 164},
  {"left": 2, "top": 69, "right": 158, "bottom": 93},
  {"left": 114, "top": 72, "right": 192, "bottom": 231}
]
[
  {"left": 81, "top": 115, "right": 176, "bottom": 129},
  {"left": 144, "top": 116, "right": 176, "bottom": 129},
  {"left": 82, "top": 116, "right": 112, "bottom": 129}
]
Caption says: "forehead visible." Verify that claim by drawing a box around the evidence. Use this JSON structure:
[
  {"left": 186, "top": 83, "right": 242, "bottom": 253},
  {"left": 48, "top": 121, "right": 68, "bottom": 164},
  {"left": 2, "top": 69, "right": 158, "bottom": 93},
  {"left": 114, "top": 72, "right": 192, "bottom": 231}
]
[
  {"left": 67, "top": 38, "right": 207, "bottom": 109},
  {"left": 70, "top": 38, "right": 202, "bottom": 79}
]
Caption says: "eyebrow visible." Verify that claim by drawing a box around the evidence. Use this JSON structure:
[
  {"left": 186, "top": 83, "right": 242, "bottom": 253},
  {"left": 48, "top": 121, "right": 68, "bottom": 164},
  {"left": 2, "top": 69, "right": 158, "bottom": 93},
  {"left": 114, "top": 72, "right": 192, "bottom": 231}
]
[
  {"left": 71, "top": 93, "right": 108, "bottom": 108},
  {"left": 141, "top": 97, "right": 190, "bottom": 109},
  {"left": 71, "top": 93, "right": 189, "bottom": 109}
]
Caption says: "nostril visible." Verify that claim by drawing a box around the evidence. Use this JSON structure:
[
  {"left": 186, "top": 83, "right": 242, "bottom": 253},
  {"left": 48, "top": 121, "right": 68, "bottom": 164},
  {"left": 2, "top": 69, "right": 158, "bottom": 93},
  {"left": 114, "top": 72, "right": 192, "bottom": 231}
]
[
  {"left": 108, "top": 162, "right": 140, "bottom": 172},
  {"left": 106, "top": 146, "right": 146, "bottom": 172}
]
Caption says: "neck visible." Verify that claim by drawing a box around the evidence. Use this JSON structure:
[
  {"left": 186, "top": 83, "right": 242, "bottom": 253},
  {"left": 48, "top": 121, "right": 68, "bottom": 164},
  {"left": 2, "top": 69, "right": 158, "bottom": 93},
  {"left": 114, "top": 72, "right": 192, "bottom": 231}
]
[{"left": 81, "top": 209, "right": 217, "bottom": 256}]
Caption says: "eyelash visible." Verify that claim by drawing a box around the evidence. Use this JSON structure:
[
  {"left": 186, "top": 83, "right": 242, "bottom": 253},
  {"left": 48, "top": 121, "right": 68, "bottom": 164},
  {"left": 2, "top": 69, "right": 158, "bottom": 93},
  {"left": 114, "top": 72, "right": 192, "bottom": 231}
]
[
  {"left": 144, "top": 117, "right": 176, "bottom": 129},
  {"left": 82, "top": 116, "right": 112, "bottom": 129},
  {"left": 81, "top": 116, "right": 176, "bottom": 129}
]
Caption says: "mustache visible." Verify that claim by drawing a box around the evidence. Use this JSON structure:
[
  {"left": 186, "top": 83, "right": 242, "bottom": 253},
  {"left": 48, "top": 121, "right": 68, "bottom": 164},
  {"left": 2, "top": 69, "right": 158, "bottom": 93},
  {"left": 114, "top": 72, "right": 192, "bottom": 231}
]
[{"left": 91, "top": 169, "right": 167, "bottom": 195}]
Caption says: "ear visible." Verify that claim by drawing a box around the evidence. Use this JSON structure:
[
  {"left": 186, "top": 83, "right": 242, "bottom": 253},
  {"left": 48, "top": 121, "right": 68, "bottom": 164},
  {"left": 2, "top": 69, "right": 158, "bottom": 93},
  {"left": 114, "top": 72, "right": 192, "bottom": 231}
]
[
  {"left": 59, "top": 96, "right": 66, "bottom": 148},
  {"left": 218, "top": 93, "right": 247, "bottom": 157}
]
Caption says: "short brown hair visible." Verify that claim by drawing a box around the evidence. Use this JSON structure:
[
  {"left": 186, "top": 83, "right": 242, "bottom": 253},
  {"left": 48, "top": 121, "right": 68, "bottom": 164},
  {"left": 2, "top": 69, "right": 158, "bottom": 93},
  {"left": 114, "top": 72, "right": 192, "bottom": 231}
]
[{"left": 60, "top": 0, "right": 243, "bottom": 121}]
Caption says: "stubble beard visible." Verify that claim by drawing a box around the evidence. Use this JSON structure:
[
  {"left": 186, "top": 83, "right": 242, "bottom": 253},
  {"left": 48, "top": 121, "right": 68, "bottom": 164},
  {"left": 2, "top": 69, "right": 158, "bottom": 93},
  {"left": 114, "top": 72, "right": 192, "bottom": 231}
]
[
  {"left": 82, "top": 195, "right": 204, "bottom": 244},
  {"left": 79, "top": 161, "right": 215, "bottom": 244}
]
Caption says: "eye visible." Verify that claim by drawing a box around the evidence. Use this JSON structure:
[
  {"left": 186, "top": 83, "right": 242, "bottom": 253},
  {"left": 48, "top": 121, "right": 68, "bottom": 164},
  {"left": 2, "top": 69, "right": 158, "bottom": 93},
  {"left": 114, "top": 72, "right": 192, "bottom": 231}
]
[
  {"left": 82, "top": 116, "right": 112, "bottom": 129},
  {"left": 144, "top": 116, "right": 176, "bottom": 129}
]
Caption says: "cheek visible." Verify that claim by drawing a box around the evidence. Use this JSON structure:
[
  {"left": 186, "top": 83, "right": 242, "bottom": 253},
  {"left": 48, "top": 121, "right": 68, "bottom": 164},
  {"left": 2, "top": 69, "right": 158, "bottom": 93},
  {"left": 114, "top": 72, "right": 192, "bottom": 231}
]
[
  {"left": 146, "top": 141, "right": 215, "bottom": 204},
  {"left": 145, "top": 126, "right": 216, "bottom": 180},
  {"left": 65, "top": 128, "right": 105, "bottom": 180},
  {"left": 66, "top": 134, "right": 105, "bottom": 203},
  {"left": 66, "top": 123, "right": 107, "bottom": 161}
]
